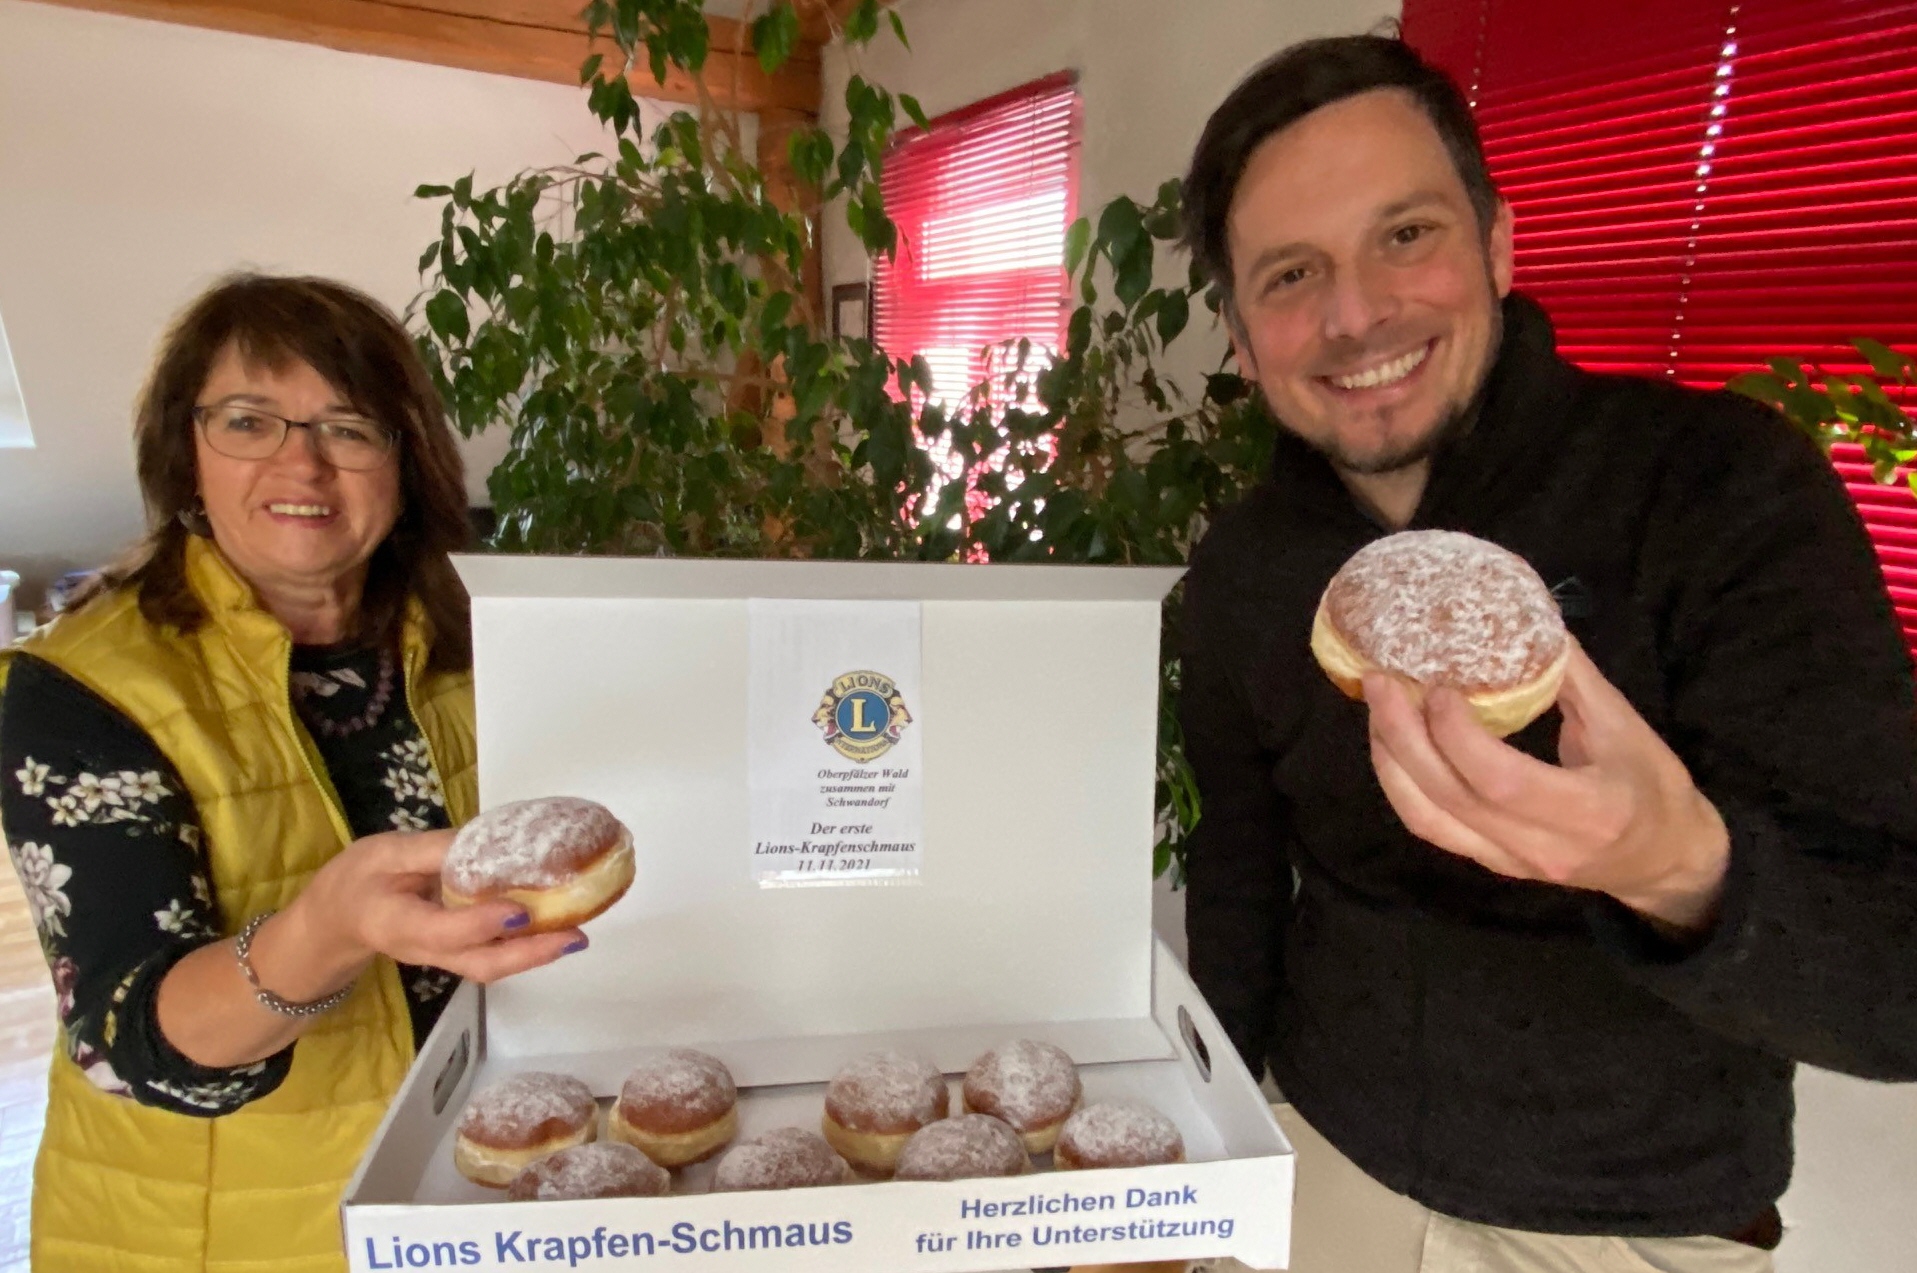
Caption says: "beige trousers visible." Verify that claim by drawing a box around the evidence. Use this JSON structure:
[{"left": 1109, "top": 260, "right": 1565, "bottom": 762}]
[
  {"left": 1260, "top": 1106, "right": 1774, "bottom": 1273},
  {"left": 1071, "top": 1106, "right": 1774, "bottom": 1273}
]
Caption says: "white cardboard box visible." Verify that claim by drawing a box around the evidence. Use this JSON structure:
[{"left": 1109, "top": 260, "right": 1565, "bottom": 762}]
[{"left": 342, "top": 556, "right": 1295, "bottom": 1272}]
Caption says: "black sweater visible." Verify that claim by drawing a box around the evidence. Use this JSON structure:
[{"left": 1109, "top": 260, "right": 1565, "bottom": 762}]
[{"left": 1179, "top": 293, "right": 1917, "bottom": 1236}]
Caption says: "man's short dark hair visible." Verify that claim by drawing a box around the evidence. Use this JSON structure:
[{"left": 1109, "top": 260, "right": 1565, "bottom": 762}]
[{"left": 1181, "top": 35, "right": 1500, "bottom": 307}]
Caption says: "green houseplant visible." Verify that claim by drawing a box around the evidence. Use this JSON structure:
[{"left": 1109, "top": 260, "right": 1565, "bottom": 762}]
[
  {"left": 414, "top": 0, "right": 932, "bottom": 562},
  {"left": 410, "top": 0, "right": 1272, "bottom": 885},
  {"left": 1729, "top": 339, "right": 1917, "bottom": 491}
]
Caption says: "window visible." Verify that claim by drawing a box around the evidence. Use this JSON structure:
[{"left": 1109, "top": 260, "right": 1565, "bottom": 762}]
[
  {"left": 0, "top": 306, "right": 30, "bottom": 449},
  {"left": 1403, "top": 0, "right": 1917, "bottom": 653},
  {"left": 1408, "top": 0, "right": 1736, "bottom": 379},
  {"left": 872, "top": 73, "right": 1081, "bottom": 478}
]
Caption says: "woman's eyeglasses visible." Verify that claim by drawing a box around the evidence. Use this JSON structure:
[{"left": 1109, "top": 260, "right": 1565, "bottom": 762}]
[{"left": 192, "top": 404, "right": 397, "bottom": 471}]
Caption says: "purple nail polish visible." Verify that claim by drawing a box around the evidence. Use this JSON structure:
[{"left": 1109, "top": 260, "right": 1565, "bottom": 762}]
[
  {"left": 501, "top": 911, "right": 531, "bottom": 931},
  {"left": 562, "top": 937, "right": 589, "bottom": 955}
]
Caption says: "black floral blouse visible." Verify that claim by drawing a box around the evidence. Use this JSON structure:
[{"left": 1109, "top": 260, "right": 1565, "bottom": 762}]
[{"left": 0, "top": 643, "right": 457, "bottom": 1117}]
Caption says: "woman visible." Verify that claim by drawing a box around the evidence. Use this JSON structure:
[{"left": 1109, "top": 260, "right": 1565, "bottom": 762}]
[{"left": 0, "top": 275, "right": 583, "bottom": 1271}]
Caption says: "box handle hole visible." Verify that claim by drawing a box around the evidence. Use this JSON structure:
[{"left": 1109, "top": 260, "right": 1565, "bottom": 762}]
[
  {"left": 430, "top": 1029, "right": 471, "bottom": 1116},
  {"left": 1177, "top": 1004, "right": 1213, "bottom": 1082}
]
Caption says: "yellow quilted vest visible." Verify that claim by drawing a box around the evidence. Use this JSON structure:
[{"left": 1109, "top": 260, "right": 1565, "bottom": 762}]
[{"left": 0, "top": 537, "right": 476, "bottom": 1272}]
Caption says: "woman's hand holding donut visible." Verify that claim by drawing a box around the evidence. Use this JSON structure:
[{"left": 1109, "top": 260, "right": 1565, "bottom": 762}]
[
  {"left": 282, "top": 829, "right": 585, "bottom": 989},
  {"left": 1365, "top": 640, "right": 1731, "bottom": 935},
  {"left": 158, "top": 829, "right": 581, "bottom": 1071}
]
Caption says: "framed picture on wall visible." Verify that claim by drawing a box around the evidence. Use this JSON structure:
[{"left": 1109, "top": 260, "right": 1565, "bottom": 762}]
[{"left": 832, "top": 283, "right": 869, "bottom": 342}]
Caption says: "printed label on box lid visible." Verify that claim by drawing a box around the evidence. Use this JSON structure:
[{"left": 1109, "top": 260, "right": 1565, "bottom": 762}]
[
  {"left": 748, "top": 600, "right": 924, "bottom": 887},
  {"left": 347, "top": 1157, "right": 1289, "bottom": 1271}
]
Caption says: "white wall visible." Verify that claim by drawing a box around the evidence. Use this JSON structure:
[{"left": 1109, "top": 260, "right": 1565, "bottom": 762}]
[
  {"left": 0, "top": 0, "right": 627, "bottom": 603},
  {"left": 1781, "top": 1069, "right": 1917, "bottom": 1271},
  {"left": 821, "top": 0, "right": 1400, "bottom": 400}
]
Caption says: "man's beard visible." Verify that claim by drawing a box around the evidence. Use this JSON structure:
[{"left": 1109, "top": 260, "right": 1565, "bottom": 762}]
[
  {"left": 1306, "top": 398, "right": 1476, "bottom": 476},
  {"left": 1289, "top": 299, "right": 1502, "bottom": 478}
]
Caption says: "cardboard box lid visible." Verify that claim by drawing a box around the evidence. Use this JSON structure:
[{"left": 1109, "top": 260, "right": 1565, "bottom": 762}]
[{"left": 455, "top": 555, "right": 1182, "bottom": 1064}]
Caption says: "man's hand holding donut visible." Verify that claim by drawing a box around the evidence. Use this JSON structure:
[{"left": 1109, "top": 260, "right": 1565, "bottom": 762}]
[{"left": 1364, "top": 640, "right": 1731, "bottom": 935}]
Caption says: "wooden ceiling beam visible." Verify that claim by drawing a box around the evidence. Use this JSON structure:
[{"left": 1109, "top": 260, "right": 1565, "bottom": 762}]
[{"left": 32, "top": 0, "right": 821, "bottom": 114}]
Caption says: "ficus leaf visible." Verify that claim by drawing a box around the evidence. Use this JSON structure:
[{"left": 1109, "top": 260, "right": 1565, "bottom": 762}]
[
  {"left": 425, "top": 291, "right": 469, "bottom": 343},
  {"left": 751, "top": 2, "right": 800, "bottom": 76},
  {"left": 1853, "top": 337, "right": 1914, "bottom": 383},
  {"left": 1097, "top": 196, "right": 1144, "bottom": 263},
  {"left": 1067, "top": 306, "right": 1093, "bottom": 359},
  {"left": 1156, "top": 290, "right": 1189, "bottom": 345},
  {"left": 1064, "top": 218, "right": 1092, "bottom": 279},
  {"left": 1727, "top": 371, "right": 1790, "bottom": 404},
  {"left": 846, "top": 0, "right": 881, "bottom": 43},
  {"left": 1114, "top": 239, "right": 1154, "bottom": 310}
]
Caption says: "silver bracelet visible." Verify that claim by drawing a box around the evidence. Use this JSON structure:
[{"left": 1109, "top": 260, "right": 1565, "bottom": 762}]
[{"left": 234, "top": 911, "right": 356, "bottom": 1018}]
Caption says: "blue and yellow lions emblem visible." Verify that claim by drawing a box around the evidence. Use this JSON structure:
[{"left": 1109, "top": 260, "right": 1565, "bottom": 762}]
[{"left": 813, "top": 670, "right": 913, "bottom": 763}]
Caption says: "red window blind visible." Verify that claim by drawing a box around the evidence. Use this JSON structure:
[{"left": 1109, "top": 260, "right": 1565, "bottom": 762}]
[
  {"left": 1689, "top": 1, "right": 1917, "bottom": 648},
  {"left": 872, "top": 72, "right": 1081, "bottom": 434},
  {"left": 1671, "top": 1, "right": 1917, "bottom": 388},
  {"left": 1406, "top": 0, "right": 1738, "bottom": 379},
  {"left": 1403, "top": 0, "right": 1917, "bottom": 655}
]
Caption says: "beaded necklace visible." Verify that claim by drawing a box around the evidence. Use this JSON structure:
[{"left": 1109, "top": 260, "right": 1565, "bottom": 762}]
[{"left": 291, "top": 646, "right": 397, "bottom": 739}]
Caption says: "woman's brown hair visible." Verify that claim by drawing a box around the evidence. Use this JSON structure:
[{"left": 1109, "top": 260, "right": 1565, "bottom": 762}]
[{"left": 86, "top": 273, "right": 473, "bottom": 673}]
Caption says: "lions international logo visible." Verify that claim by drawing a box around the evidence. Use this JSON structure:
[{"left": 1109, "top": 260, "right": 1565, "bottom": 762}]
[{"left": 813, "top": 670, "right": 912, "bottom": 763}]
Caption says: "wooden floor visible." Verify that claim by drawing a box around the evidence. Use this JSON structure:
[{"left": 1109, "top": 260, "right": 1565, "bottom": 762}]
[{"left": 0, "top": 857, "right": 53, "bottom": 1272}]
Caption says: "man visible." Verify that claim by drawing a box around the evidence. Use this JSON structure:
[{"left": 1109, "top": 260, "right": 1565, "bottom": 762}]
[{"left": 1176, "top": 35, "right": 1917, "bottom": 1273}]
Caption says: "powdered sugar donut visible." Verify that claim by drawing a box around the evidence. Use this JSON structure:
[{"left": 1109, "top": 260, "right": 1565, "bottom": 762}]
[
  {"left": 821, "top": 1050, "right": 950, "bottom": 1177},
  {"left": 506, "top": 1141, "right": 669, "bottom": 1201},
  {"left": 712, "top": 1127, "right": 852, "bottom": 1192},
  {"left": 1054, "top": 1101, "right": 1185, "bottom": 1171},
  {"left": 895, "top": 1113, "right": 1030, "bottom": 1181},
  {"left": 962, "top": 1039, "right": 1081, "bottom": 1154},
  {"left": 608, "top": 1048, "right": 738, "bottom": 1167},
  {"left": 442, "top": 796, "right": 634, "bottom": 934},
  {"left": 1311, "top": 529, "right": 1569, "bottom": 737},
  {"left": 454, "top": 1071, "right": 598, "bottom": 1187}
]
